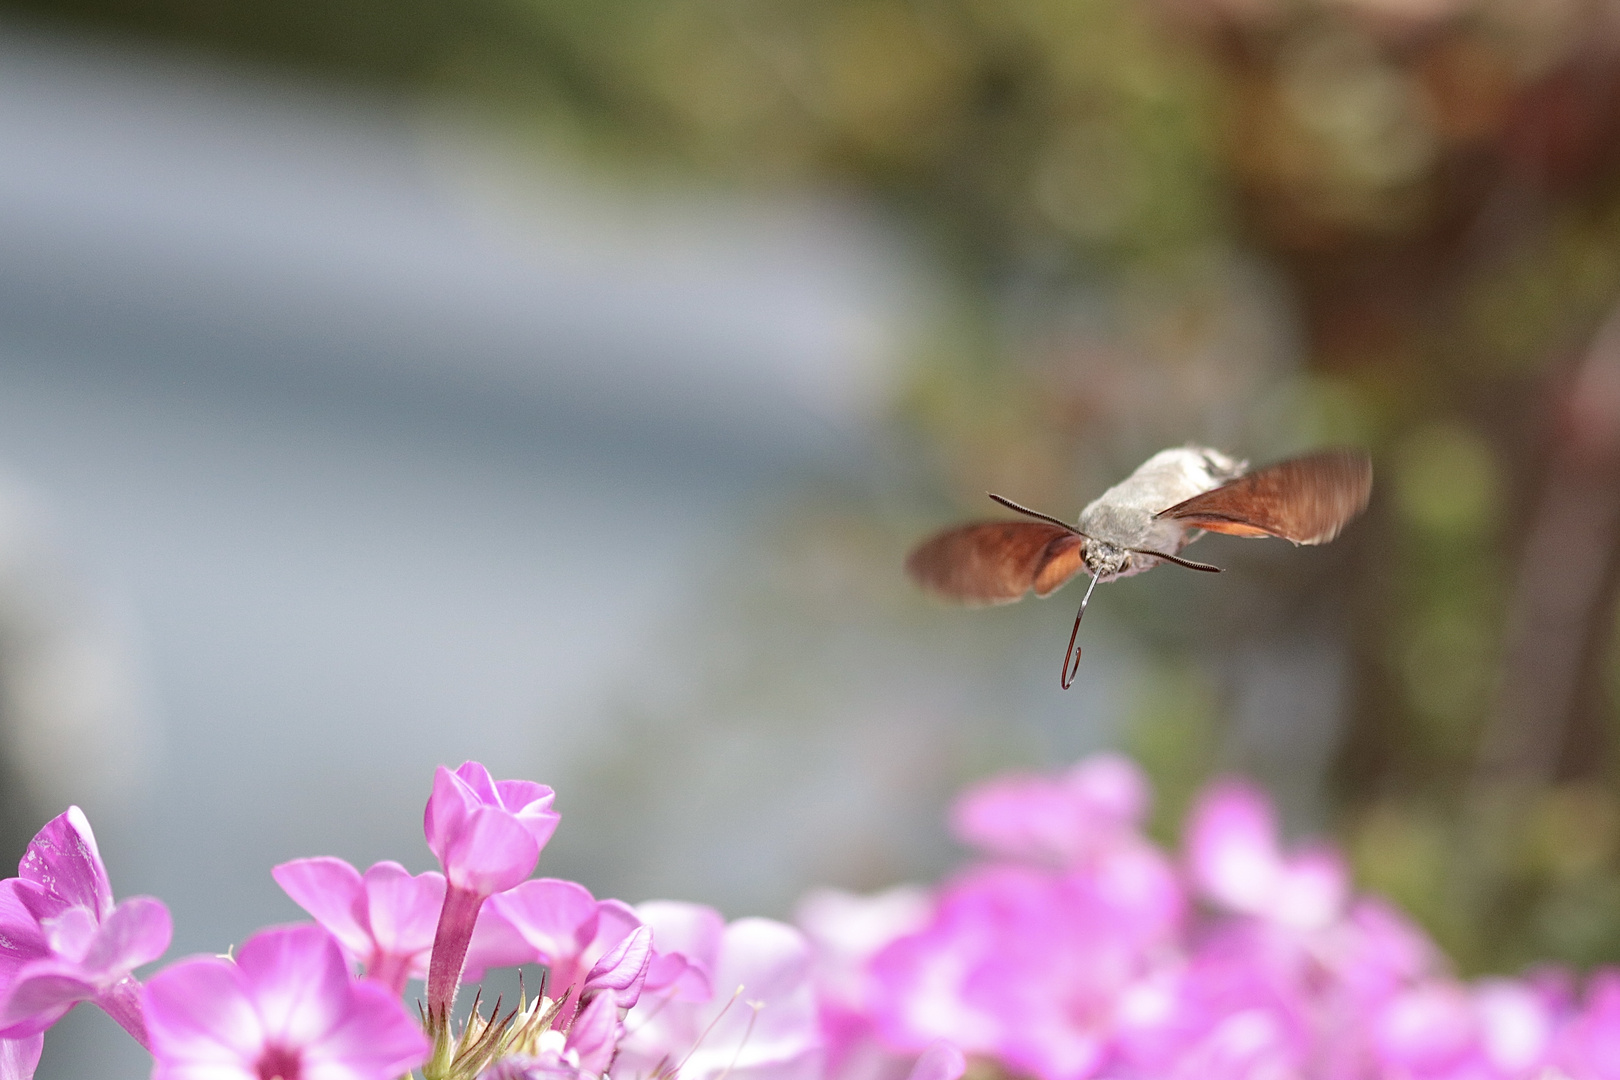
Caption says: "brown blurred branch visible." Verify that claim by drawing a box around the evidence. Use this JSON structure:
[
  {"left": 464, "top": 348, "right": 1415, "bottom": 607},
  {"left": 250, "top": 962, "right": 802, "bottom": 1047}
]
[{"left": 1473, "top": 302, "right": 1620, "bottom": 793}]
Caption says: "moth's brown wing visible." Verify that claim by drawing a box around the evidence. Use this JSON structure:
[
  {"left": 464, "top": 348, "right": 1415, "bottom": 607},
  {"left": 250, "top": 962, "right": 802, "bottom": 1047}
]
[
  {"left": 1155, "top": 448, "right": 1372, "bottom": 545},
  {"left": 1033, "top": 534, "right": 1085, "bottom": 596},
  {"left": 906, "top": 522, "right": 1083, "bottom": 605}
]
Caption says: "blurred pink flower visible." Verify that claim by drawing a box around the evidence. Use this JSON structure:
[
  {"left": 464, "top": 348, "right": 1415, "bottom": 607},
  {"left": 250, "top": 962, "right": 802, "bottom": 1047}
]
[
  {"left": 272, "top": 857, "right": 446, "bottom": 995},
  {"left": 617, "top": 904, "right": 823, "bottom": 1080},
  {"left": 422, "top": 761, "right": 560, "bottom": 1012},
  {"left": 951, "top": 753, "right": 1150, "bottom": 866},
  {"left": 1187, "top": 780, "right": 1347, "bottom": 930},
  {"left": 143, "top": 923, "right": 429, "bottom": 1080},
  {"left": 1553, "top": 969, "right": 1620, "bottom": 1080},
  {"left": 797, "top": 885, "right": 932, "bottom": 1079},
  {"left": 868, "top": 849, "right": 1182, "bottom": 1080},
  {"left": 810, "top": 754, "right": 1580, "bottom": 1080},
  {"left": 0, "top": 807, "right": 171, "bottom": 1053}
]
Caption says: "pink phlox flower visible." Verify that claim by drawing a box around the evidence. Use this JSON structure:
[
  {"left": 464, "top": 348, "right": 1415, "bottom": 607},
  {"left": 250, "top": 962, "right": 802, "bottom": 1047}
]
[
  {"left": 1112, "top": 920, "right": 1312, "bottom": 1080},
  {"left": 617, "top": 904, "right": 823, "bottom": 1080},
  {"left": 467, "top": 880, "right": 680, "bottom": 1014},
  {"left": 0, "top": 807, "right": 171, "bottom": 1048},
  {"left": 1187, "top": 781, "right": 1348, "bottom": 931},
  {"left": 1363, "top": 976, "right": 1559, "bottom": 1080},
  {"left": 424, "top": 762, "right": 560, "bottom": 898},
  {"left": 423, "top": 761, "right": 561, "bottom": 1012},
  {"left": 143, "top": 922, "right": 429, "bottom": 1080},
  {"left": 795, "top": 886, "right": 933, "bottom": 1076},
  {"left": 271, "top": 857, "right": 446, "bottom": 995},
  {"left": 950, "top": 753, "right": 1150, "bottom": 867},
  {"left": 1317, "top": 899, "right": 1441, "bottom": 1008},
  {"left": 1544, "top": 968, "right": 1620, "bottom": 1080},
  {"left": 868, "top": 856, "right": 1181, "bottom": 1080}
]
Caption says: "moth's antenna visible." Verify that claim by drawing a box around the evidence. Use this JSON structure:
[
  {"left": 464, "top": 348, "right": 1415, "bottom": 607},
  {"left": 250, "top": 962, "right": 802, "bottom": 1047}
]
[
  {"left": 987, "top": 493, "right": 1090, "bottom": 537},
  {"left": 1130, "top": 548, "right": 1223, "bottom": 573},
  {"left": 1061, "top": 573, "right": 1101, "bottom": 689}
]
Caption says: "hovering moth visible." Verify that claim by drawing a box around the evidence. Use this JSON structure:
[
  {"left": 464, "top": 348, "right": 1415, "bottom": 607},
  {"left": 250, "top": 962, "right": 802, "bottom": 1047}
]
[{"left": 906, "top": 446, "right": 1372, "bottom": 687}]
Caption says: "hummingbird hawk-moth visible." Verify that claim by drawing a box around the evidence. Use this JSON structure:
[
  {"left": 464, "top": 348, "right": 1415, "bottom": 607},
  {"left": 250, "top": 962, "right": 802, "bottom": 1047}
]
[{"left": 905, "top": 446, "right": 1372, "bottom": 688}]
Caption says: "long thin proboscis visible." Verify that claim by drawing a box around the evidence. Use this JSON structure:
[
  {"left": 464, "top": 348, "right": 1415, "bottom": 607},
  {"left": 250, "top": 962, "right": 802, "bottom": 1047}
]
[{"left": 1060, "top": 573, "right": 1102, "bottom": 689}]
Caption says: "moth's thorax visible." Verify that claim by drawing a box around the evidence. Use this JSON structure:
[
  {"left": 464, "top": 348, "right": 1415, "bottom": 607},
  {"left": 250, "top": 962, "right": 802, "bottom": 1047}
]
[{"left": 1077, "top": 446, "right": 1246, "bottom": 579}]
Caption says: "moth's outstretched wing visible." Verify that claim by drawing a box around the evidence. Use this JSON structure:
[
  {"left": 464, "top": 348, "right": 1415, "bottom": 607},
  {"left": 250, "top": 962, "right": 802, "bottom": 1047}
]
[
  {"left": 1155, "top": 448, "right": 1372, "bottom": 545},
  {"left": 906, "top": 522, "right": 1085, "bottom": 605}
]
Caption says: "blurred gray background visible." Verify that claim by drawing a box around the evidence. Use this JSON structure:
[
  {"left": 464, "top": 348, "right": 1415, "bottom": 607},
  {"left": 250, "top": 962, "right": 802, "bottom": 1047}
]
[{"left": 0, "top": 20, "right": 1134, "bottom": 1078}]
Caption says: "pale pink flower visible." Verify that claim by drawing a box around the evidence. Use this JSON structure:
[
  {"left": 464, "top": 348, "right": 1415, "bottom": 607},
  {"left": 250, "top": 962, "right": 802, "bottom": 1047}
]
[
  {"left": 143, "top": 923, "right": 429, "bottom": 1080},
  {"left": 1187, "top": 780, "right": 1347, "bottom": 931},
  {"left": 950, "top": 754, "right": 1150, "bottom": 867},
  {"left": 272, "top": 857, "right": 446, "bottom": 995},
  {"left": 617, "top": 904, "right": 823, "bottom": 1080}
]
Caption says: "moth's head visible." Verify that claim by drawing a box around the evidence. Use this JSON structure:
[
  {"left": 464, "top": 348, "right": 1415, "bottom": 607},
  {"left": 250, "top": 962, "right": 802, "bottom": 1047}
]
[{"left": 1081, "top": 539, "right": 1130, "bottom": 580}]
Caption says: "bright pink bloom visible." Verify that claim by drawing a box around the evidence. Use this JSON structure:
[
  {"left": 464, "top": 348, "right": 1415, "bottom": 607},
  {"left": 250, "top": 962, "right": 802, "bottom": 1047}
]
[
  {"left": 951, "top": 754, "right": 1150, "bottom": 867},
  {"left": 617, "top": 904, "right": 823, "bottom": 1080},
  {"left": 423, "top": 762, "right": 560, "bottom": 1012},
  {"left": 424, "top": 762, "right": 559, "bottom": 897},
  {"left": 272, "top": 857, "right": 446, "bottom": 995},
  {"left": 467, "top": 878, "right": 702, "bottom": 1023},
  {"left": 1186, "top": 780, "right": 1347, "bottom": 930},
  {"left": 143, "top": 923, "right": 429, "bottom": 1080},
  {"left": 0, "top": 807, "right": 171, "bottom": 1052}
]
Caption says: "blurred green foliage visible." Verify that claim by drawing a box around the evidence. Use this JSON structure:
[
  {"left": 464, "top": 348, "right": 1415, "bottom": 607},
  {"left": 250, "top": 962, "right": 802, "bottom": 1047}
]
[{"left": 15, "top": 0, "right": 1620, "bottom": 974}]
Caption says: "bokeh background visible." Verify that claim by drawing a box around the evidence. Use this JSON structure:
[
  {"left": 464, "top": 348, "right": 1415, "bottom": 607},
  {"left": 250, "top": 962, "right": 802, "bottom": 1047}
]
[{"left": 0, "top": 0, "right": 1618, "bottom": 1074}]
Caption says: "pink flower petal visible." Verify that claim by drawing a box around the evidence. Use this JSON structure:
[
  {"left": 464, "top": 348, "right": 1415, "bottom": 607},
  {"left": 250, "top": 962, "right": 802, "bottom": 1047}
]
[
  {"left": 360, "top": 862, "right": 444, "bottom": 967},
  {"left": 486, "top": 879, "right": 599, "bottom": 964},
  {"left": 1475, "top": 978, "right": 1553, "bottom": 1072},
  {"left": 78, "top": 897, "right": 172, "bottom": 981},
  {"left": 233, "top": 925, "right": 350, "bottom": 1048},
  {"left": 297, "top": 977, "right": 430, "bottom": 1078},
  {"left": 584, "top": 925, "right": 652, "bottom": 1008},
  {"left": 567, "top": 992, "right": 620, "bottom": 1076},
  {"left": 0, "top": 883, "right": 52, "bottom": 971},
  {"left": 636, "top": 901, "right": 725, "bottom": 978},
  {"left": 1186, "top": 781, "right": 1281, "bottom": 916},
  {"left": 17, "top": 808, "right": 112, "bottom": 919},
  {"left": 1375, "top": 982, "right": 1476, "bottom": 1072},
  {"left": 1269, "top": 847, "right": 1347, "bottom": 930},
  {"left": 0, "top": 1034, "right": 42, "bottom": 1080},
  {"left": 463, "top": 902, "right": 539, "bottom": 981},
  {"left": 144, "top": 955, "right": 268, "bottom": 1068},
  {"left": 0, "top": 968, "right": 93, "bottom": 1036},
  {"left": 272, "top": 858, "right": 369, "bottom": 960}
]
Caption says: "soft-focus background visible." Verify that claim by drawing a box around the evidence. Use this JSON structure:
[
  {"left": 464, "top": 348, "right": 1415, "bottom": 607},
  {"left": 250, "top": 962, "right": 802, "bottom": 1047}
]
[{"left": 1, "top": 0, "right": 1619, "bottom": 1073}]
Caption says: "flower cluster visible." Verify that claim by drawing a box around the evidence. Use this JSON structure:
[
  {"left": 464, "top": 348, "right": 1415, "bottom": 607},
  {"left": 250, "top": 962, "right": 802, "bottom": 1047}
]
[
  {"left": 7, "top": 751, "right": 1620, "bottom": 1080},
  {"left": 799, "top": 754, "right": 1620, "bottom": 1080},
  {"left": 0, "top": 761, "right": 873, "bottom": 1080}
]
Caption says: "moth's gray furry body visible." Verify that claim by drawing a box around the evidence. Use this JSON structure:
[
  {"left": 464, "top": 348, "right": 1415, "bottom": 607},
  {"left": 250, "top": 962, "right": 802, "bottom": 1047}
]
[{"left": 1077, "top": 446, "right": 1245, "bottom": 580}]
